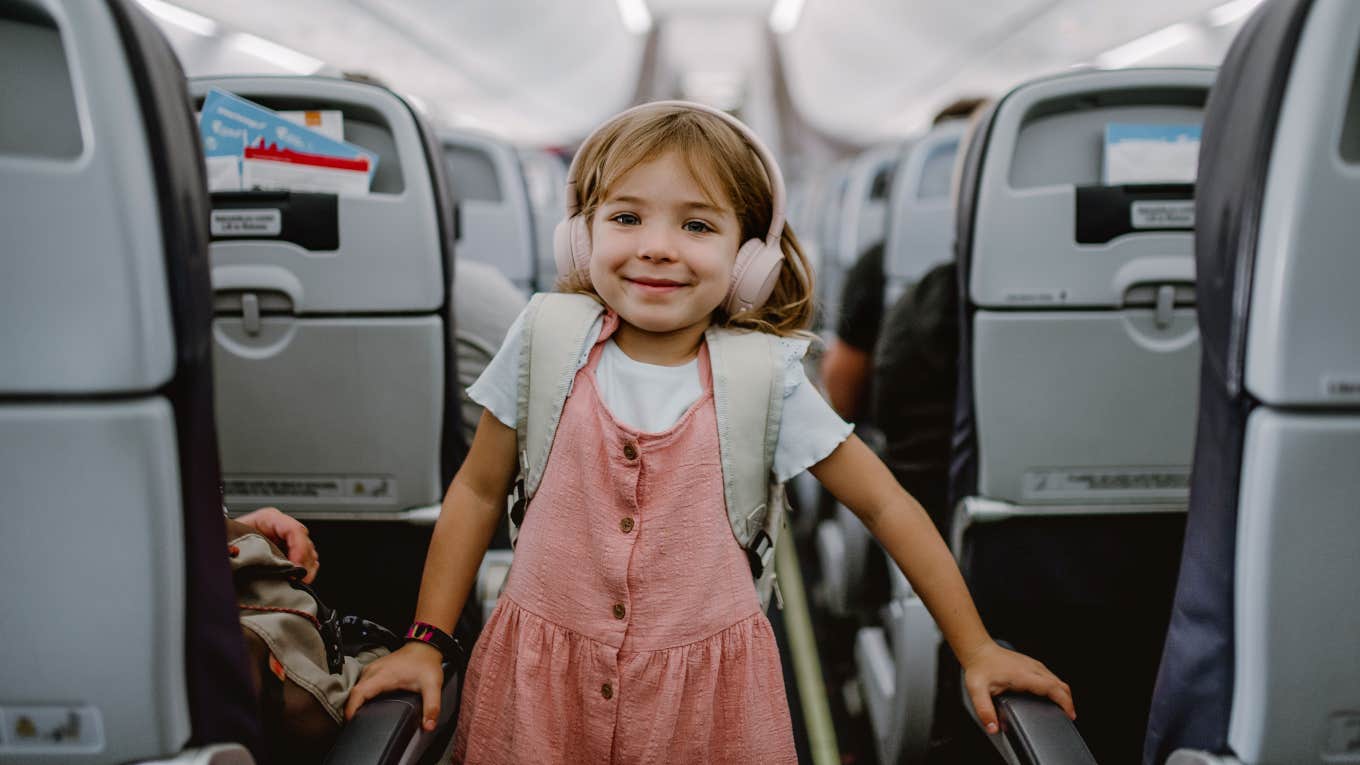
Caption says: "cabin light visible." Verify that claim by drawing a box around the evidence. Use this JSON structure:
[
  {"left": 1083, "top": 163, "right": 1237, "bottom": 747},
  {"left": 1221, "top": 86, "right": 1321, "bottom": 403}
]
[
  {"left": 231, "top": 33, "right": 326, "bottom": 75},
  {"left": 1094, "top": 23, "right": 1196, "bottom": 69},
  {"left": 134, "top": 0, "right": 218, "bottom": 37},
  {"left": 1207, "top": 0, "right": 1265, "bottom": 27},
  {"left": 616, "top": 0, "right": 653, "bottom": 34},
  {"left": 769, "top": 0, "right": 806, "bottom": 34}
]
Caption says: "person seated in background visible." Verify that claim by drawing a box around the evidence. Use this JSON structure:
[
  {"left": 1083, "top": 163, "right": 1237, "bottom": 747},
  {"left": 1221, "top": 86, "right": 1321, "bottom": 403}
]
[{"left": 818, "top": 96, "right": 988, "bottom": 423}]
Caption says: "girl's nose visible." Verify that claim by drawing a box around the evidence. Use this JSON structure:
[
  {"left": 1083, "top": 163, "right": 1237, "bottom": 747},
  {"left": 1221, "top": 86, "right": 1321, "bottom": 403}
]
[{"left": 637, "top": 227, "right": 678, "bottom": 262}]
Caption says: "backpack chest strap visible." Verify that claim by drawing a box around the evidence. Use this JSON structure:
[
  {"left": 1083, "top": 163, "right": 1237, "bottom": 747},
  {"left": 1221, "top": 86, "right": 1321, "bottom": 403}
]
[
  {"left": 518, "top": 293, "right": 606, "bottom": 500},
  {"left": 706, "top": 327, "right": 783, "bottom": 551}
]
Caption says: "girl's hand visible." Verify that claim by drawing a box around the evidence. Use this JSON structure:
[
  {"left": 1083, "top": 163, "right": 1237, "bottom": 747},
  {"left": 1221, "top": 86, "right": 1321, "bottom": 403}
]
[
  {"left": 960, "top": 640, "right": 1075, "bottom": 734},
  {"left": 344, "top": 642, "right": 446, "bottom": 731}
]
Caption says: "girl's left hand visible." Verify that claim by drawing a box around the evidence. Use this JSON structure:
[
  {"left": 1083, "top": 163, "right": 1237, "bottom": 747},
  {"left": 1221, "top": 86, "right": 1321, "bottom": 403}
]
[{"left": 960, "top": 640, "right": 1076, "bottom": 734}]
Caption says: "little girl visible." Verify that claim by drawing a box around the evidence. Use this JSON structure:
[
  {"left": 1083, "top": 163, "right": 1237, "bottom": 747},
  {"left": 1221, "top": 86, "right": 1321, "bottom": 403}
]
[{"left": 345, "top": 101, "right": 1074, "bottom": 762}]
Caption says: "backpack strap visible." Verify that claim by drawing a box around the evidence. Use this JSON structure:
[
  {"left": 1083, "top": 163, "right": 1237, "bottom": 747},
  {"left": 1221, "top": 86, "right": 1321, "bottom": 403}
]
[
  {"left": 706, "top": 326, "right": 785, "bottom": 608},
  {"left": 509, "top": 293, "right": 605, "bottom": 544}
]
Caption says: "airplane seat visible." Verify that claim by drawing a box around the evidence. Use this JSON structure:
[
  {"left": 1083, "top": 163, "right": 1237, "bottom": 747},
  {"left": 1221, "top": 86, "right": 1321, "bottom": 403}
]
[
  {"left": 811, "top": 144, "right": 903, "bottom": 616},
  {"left": 813, "top": 164, "right": 853, "bottom": 330},
  {"left": 440, "top": 128, "right": 537, "bottom": 295},
  {"left": 0, "top": 0, "right": 261, "bottom": 760},
  {"left": 881, "top": 120, "right": 967, "bottom": 307},
  {"left": 943, "top": 67, "right": 1215, "bottom": 765},
  {"left": 821, "top": 149, "right": 898, "bottom": 331},
  {"left": 1146, "top": 1, "right": 1360, "bottom": 762},
  {"left": 851, "top": 118, "right": 966, "bottom": 765},
  {"left": 188, "top": 74, "right": 468, "bottom": 633},
  {"left": 516, "top": 147, "right": 568, "bottom": 292}
]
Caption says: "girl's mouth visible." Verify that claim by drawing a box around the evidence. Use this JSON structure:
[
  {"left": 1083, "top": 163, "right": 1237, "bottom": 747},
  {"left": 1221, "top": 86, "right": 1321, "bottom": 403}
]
[{"left": 626, "top": 277, "right": 688, "bottom": 294}]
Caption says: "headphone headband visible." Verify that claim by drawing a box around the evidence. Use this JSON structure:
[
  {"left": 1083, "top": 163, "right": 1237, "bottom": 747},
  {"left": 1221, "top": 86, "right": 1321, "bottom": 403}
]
[{"left": 563, "top": 100, "right": 787, "bottom": 250}]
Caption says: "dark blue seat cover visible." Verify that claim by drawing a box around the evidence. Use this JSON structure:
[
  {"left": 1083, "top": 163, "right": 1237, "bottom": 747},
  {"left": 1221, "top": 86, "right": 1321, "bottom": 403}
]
[
  {"left": 1142, "top": 1, "right": 1317, "bottom": 762},
  {"left": 105, "top": 0, "right": 264, "bottom": 756}
]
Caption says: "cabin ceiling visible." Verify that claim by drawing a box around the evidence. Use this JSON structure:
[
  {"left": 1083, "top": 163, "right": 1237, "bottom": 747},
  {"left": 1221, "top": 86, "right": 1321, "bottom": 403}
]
[{"left": 152, "top": 0, "right": 1255, "bottom": 150}]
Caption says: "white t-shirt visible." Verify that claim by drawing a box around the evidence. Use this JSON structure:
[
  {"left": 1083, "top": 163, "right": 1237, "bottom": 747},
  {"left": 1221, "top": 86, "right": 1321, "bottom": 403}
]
[{"left": 466, "top": 308, "right": 853, "bottom": 482}]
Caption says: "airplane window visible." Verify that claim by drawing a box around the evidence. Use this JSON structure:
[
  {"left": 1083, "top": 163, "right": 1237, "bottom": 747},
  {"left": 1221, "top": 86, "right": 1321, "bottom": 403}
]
[
  {"left": 917, "top": 140, "right": 958, "bottom": 200},
  {"left": 1341, "top": 50, "right": 1360, "bottom": 163},
  {"left": 444, "top": 145, "right": 504, "bottom": 203},
  {"left": 0, "top": 10, "right": 82, "bottom": 159}
]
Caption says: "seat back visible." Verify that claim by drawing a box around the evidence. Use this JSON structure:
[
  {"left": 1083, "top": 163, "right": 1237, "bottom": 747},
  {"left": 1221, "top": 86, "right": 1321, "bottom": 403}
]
[
  {"left": 947, "top": 68, "right": 1212, "bottom": 763},
  {"left": 1, "top": 1, "right": 257, "bottom": 760},
  {"left": 1149, "top": 2, "right": 1360, "bottom": 762},
  {"left": 517, "top": 147, "right": 568, "bottom": 291},
  {"left": 824, "top": 147, "right": 901, "bottom": 328},
  {"left": 190, "top": 76, "right": 463, "bottom": 519},
  {"left": 953, "top": 68, "right": 1212, "bottom": 511},
  {"left": 883, "top": 120, "right": 966, "bottom": 306},
  {"left": 441, "top": 128, "right": 536, "bottom": 294}
]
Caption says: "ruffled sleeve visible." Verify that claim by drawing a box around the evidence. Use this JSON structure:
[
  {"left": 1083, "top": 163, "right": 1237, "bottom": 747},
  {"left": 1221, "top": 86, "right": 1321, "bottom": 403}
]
[
  {"left": 465, "top": 302, "right": 604, "bottom": 430},
  {"left": 465, "top": 306, "right": 527, "bottom": 429},
  {"left": 772, "top": 336, "right": 853, "bottom": 483}
]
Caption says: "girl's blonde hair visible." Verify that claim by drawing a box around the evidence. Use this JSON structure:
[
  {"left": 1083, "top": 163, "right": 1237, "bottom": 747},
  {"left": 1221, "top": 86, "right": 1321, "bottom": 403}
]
[{"left": 556, "top": 104, "right": 816, "bottom": 338}]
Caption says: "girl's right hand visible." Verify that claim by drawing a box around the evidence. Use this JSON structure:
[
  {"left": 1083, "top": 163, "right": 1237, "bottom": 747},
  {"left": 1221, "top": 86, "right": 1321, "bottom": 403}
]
[{"left": 344, "top": 642, "right": 446, "bottom": 731}]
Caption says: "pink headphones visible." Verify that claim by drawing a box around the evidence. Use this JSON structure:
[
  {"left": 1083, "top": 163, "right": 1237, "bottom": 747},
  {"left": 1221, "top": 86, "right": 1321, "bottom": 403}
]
[{"left": 553, "top": 101, "right": 788, "bottom": 316}]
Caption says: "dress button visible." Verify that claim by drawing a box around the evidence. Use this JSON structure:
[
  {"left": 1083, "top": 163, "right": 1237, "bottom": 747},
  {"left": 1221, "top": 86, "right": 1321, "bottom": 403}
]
[
  {"left": 623, "top": 442, "right": 638, "bottom": 461},
  {"left": 601, "top": 683, "right": 613, "bottom": 700},
  {"left": 612, "top": 603, "right": 626, "bottom": 620},
  {"left": 620, "top": 517, "right": 635, "bottom": 533}
]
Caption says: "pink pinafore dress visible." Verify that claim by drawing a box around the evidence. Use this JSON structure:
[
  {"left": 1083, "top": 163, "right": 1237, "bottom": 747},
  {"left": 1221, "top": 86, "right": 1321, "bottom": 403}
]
[{"left": 451, "top": 313, "right": 796, "bottom": 763}]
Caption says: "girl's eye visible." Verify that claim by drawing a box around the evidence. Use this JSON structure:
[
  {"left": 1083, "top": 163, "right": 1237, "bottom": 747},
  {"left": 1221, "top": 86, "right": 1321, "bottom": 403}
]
[
  {"left": 683, "top": 220, "right": 713, "bottom": 234},
  {"left": 611, "top": 213, "right": 640, "bottom": 225}
]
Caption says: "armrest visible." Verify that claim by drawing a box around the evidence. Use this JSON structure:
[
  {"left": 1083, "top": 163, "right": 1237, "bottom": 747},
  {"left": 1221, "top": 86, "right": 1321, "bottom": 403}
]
[
  {"left": 988, "top": 693, "right": 1097, "bottom": 765},
  {"left": 323, "top": 663, "right": 462, "bottom": 765}
]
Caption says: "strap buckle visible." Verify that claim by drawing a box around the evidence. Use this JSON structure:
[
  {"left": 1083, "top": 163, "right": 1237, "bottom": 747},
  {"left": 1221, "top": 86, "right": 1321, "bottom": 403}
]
[{"left": 745, "top": 529, "right": 774, "bottom": 579}]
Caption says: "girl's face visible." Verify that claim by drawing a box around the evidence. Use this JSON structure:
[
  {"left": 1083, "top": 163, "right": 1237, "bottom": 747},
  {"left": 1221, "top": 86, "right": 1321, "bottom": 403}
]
[{"left": 589, "top": 150, "right": 742, "bottom": 337}]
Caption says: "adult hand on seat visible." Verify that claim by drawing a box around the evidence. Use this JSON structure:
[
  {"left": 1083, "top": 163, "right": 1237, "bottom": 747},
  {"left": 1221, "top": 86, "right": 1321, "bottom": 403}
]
[
  {"left": 960, "top": 639, "right": 1075, "bottom": 735},
  {"left": 344, "top": 643, "right": 446, "bottom": 731},
  {"left": 235, "top": 506, "right": 320, "bottom": 583}
]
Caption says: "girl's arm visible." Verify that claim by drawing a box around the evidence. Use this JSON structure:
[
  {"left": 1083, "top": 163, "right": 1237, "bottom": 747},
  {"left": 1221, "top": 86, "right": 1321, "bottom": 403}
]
[
  {"left": 809, "top": 434, "right": 1075, "bottom": 733},
  {"left": 343, "top": 409, "right": 519, "bottom": 730}
]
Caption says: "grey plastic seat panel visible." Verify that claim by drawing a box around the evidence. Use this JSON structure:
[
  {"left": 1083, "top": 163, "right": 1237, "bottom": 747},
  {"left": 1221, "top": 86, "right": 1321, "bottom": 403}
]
[
  {"left": 442, "top": 129, "right": 536, "bottom": 293},
  {"left": 973, "top": 310, "right": 1200, "bottom": 504},
  {"left": 0, "top": 7, "right": 174, "bottom": 395},
  {"left": 214, "top": 316, "right": 444, "bottom": 514},
  {"left": 189, "top": 77, "right": 445, "bottom": 314},
  {"left": 854, "top": 563, "right": 940, "bottom": 765},
  {"left": 1245, "top": 0, "right": 1360, "bottom": 408},
  {"left": 838, "top": 144, "right": 902, "bottom": 270},
  {"left": 516, "top": 148, "right": 568, "bottom": 291},
  {"left": 969, "top": 68, "right": 1214, "bottom": 309},
  {"left": 0, "top": 401, "right": 188, "bottom": 763},
  {"left": 884, "top": 122, "right": 965, "bottom": 306},
  {"left": 814, "top": 504, "right": 872, "bottom": 616},
  {"left": 1228, "top": 411, "right": 1360, "bottom": 765}
]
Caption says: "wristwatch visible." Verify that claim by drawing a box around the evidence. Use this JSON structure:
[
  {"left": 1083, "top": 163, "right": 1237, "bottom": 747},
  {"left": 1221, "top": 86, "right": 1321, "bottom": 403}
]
[{"left": 405, "top": 621, "right": 463, "bottom": 663}]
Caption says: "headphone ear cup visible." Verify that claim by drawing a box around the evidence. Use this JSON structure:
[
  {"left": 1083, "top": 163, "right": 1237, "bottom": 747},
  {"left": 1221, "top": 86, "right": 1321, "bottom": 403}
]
[
  {"left": 553, "top": 215, "right": 593, "bottom": 281},
  {"left": 570, "top": 216, "right": 591, "bottom": 275},
  {"left": 726, "top": 239, "right": 785, "bottom": 316}
]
